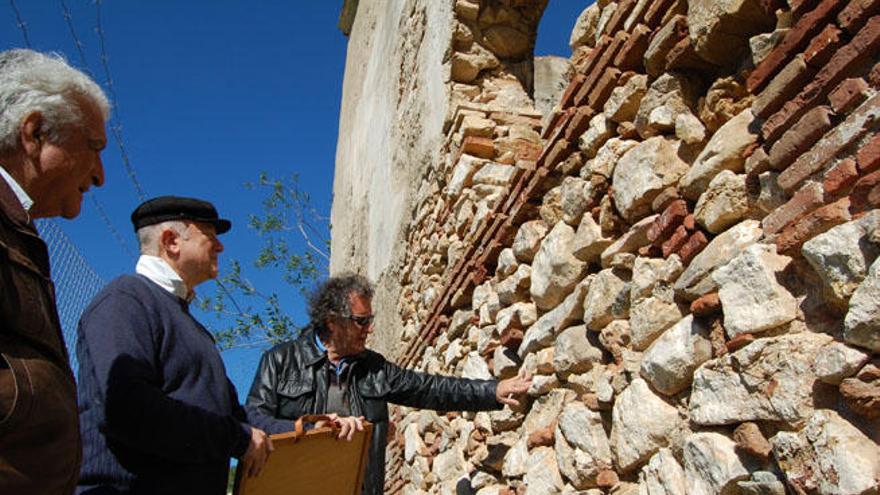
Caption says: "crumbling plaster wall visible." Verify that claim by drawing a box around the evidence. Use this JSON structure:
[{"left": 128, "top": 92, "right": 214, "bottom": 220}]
[{"left": 331, "top": 0, "right": 455, "bottom": 354}]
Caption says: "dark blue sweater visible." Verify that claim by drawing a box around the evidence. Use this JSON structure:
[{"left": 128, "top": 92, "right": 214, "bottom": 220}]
[{"left": 75, "top": 274, "right": 290, "bottom": 495}]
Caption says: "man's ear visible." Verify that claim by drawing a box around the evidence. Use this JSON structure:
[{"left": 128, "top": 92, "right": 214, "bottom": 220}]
[
  {"left": 20, "top": 112, "right": 44, "bottom": 158},
  {"left": 159, "top": 228, "right": 180, "bottom": 257}
]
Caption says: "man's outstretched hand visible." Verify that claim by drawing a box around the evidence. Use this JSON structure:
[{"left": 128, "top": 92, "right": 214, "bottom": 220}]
[
  {"left": 241, "top": 426, "right": 274, "bottom": 478},
  {"left": 496, "top": 367, "right": 532, "bottom": 407}
]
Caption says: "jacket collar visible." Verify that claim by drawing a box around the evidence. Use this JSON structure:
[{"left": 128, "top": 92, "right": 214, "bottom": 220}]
[
  {"left": 0, "top": 169, "right": 32, "bottom": 228},
  {"left": 301, "top": 325, "right": 328, "bottom": 367}
]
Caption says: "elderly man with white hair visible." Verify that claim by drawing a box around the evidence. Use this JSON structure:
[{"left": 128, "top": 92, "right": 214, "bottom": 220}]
[{"left": 0, "top": 48, "right": 109, "bottom": 495}]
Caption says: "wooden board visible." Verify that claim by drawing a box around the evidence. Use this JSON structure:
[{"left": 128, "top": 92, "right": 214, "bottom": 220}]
[{"left": 234, "top": 423, "right": 373, "bottom": 495}]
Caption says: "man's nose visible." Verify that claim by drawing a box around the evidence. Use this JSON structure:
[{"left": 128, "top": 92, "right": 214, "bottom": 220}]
[{"left": 92, "top": 158, "right": 105, "bottom": 187}]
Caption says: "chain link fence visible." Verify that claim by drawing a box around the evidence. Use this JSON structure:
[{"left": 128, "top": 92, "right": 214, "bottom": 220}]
[{"left": 36, "top": 219, "right": 106, "bottom": 373}]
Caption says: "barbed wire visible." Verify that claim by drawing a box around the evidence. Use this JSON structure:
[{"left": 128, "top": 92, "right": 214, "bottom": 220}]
[
  {"left": 94, "top": 0, "right": 146, "bottom": 202},
  {"left": 57, "top": 0, "right": 137, "bottom": 260},
  {"left": 9, "top": 0, "right": 31, "bottom": 47}
]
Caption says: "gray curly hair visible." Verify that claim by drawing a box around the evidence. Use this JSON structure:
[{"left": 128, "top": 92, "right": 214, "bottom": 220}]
[
  {"left": 308, "top": 273, "right": 374, "bottom": 328},
  {"left": 0, "top": 49, "right": 110, "bottom": 155}
]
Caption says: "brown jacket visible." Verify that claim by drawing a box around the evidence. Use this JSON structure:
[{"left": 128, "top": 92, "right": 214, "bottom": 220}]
[{"left": 0, "top": 177, "right": 81, "bottom": 494}]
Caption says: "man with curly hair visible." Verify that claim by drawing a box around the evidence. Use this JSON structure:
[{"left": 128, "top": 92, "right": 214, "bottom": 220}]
[{"left": 247, "top": 273, "right": 532, "bottom": 495}]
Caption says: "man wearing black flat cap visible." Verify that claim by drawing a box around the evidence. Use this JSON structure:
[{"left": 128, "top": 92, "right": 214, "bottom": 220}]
[{"left": 75, "top": 196, "right": 292, "bottom": 495}]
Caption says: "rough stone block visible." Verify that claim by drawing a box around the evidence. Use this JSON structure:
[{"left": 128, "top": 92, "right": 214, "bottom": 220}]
[
  {"left": 823, "top": 158, "right": 860, "bottom": 198},
  {"left": 666, "top": 36, "right": 719, "bottom": 73},
  {"left": 775, "top": 197, "right": 852, "bottom": 254},
  {"left": 828, "top": 77, "right": 871, "bottom": 114},
  {"left": 762, "top": 16, "right": 880, "bottom": 144},
  {"left": 747, "top": 0, "right": 848, "bottom": 93},
  {"left": 856, "top": 132, "right": 880, "bottom": 173}
]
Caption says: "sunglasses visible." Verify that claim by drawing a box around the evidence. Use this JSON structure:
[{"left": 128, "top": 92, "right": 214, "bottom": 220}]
[{"left": 347, "top": 315, "right": 374, "bottom": 327}]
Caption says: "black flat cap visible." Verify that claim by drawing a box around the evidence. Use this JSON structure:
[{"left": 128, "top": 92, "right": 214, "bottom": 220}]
[{"left": 131, "top": 195, "right": 231, "bottom": 234}]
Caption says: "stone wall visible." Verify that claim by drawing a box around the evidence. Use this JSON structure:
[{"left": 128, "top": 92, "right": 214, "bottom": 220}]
[{"left": 345, "top": 0, "right": 880, "bottom": 494}]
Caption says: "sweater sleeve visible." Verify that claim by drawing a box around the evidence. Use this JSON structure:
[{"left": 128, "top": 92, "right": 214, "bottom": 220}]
[{"left": 79, "top": 289, "right": 251, "bottom": 464}]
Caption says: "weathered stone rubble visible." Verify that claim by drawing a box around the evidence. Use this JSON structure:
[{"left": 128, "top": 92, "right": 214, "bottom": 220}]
[{"left": 334, "top": 1, "right": 880, "bottom": 493}]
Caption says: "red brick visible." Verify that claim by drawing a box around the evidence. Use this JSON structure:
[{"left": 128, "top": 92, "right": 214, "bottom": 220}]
[
  {"left": 850, "top": 169, "right": 880, "bottom": 213},
  {"left": 727, "top": 333, "right": 756, "bottom": 353},
  {"left": 559, "top": 74, "right": 586, "bottom": 110},
  {"left": 803, "top": 24, "right": 844, "bottom": 68},
  {"left": 752, "top": 55, "right": 814, "bottom": 119},
  {"left": 768, "top": 105, "right": 835, "bottom": 170},
  {"left": 747, "top": 0, "right": 848, "bottom": 93},
  {"left": 828, "top": 77, "right": 871, "bottom": 114},
  {"left": 644, "top": 0, "right": 679, "bottom": 27},
  {"left": 691, "top": 292, "right": 722, "bottom": 317},
  {"left": 683, "top": 213, "right": 696, "bottom": 231},
  {"left": 775, "top": 197, "right": 852, "bottom": 254},
  {"left": 579, "top": 35, "right": 612, "bottom": 77},
  {"left": 678, "top": 231, "right": 709, "bottom": 264},
  {"left": 577, "top": 32, "right": 629, "bottom": 107},
  {"left": 499, "top": 326, "right": 523, "bottom": 350},
  {"left": 762, "top": 182, "right": 825, "bottom": 235},
  {"left": 648, "top": 199, "right": 688, "bottom": 244},
  {"left": 563, "top": 106, "right": 596, "bottom": 142},
  {"left": 869, "top": 61, "right": 880, "bottom": 88},
  {"left": 614, "top": 24, "right": 652, "bottom": 71},
  {"left": 462, "top": 136, "right": 495, "bottom": 159},
  {"left": 541, "top": 138, "right": 573, "bottom": 170},
  {"left": 762, "top": 16, "right": 880, "bottom": 144},
  {"left": 605, "top": 0, "right": 636, "bottom": 36},
  {"left": 838, "top": 0, "right": 880, "bottom": 34},
  {"left": 778, "top": 93, "right": 880, "bottom": 194},
  {"left": 856, "top": 132, "right": 880, "bottom": 173},
  {"left": 791, "top": 0, "right": 821, "bottom": 16},
  {"left": 823, "top": 158, "right": 860, "bottom": 198},
  {"left": 644, "top": 15, "right": 688, "bottom": 77},
  {"left": 543, "top": 107, "right": 575, "bottom": 141},
  {"left": 587, "top": 68, "right": 622, "bottom": 108},
  {"left": 661, "top": 225, "right": 689, "bottom": 258},
  {"left": 666, "top": 36, "right": 720, "bottom": 73}
]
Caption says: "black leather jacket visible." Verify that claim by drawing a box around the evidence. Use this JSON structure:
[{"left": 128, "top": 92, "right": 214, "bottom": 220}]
[{"left": 245, "top": 326, "right": 502, "bottom": 495}]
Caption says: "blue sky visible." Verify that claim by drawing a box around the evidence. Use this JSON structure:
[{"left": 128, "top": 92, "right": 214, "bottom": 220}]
[{"left": 2, "top": 1, "right": 587, "bottom": 400}]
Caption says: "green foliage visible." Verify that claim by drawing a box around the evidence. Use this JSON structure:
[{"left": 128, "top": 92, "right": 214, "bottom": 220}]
[{"left": 199, "top": 172, "right": 329, "bottom": 350}]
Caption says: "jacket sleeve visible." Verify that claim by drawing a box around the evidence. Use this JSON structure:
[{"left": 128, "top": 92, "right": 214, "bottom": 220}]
[
  {"left": 79, "top": 290, "right": 251, "bottom": 463},
  {"left": 243, "top": 349, "right": 296, "bottom": 434},
  {"left": 381, "top": 357, "right": 501, "bottom": 411}
]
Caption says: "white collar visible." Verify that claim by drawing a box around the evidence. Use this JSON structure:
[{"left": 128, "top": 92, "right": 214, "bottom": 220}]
[
  {"left": 0, "top": 166, "right": 34, "bottom": 213},
  {"left": 136, "top": 255, "right": 192, "bottom": 301}
]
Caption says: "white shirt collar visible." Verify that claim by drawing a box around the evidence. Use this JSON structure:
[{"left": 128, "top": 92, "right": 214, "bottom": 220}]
[
  {"left": 136, "top": 255, "right": 192, "bottom": 301},
  {"left": 0, "top": 166, "right": 34, "bottom": 213}
]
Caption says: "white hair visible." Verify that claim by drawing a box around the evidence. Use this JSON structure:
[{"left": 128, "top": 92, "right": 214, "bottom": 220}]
[
  {"left": 136, "top": 221, "right": 189, "bottom": 255},
  {"left": 0, "top": 49, "right": 110, "bottom": 155}
]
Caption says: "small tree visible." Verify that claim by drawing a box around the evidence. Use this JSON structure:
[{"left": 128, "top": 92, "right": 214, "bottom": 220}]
[{"left": 199, "top": 172, "right": 330, "bottom": 350}]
